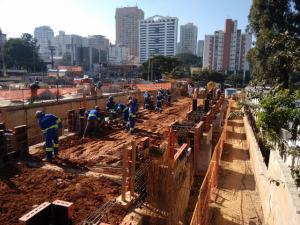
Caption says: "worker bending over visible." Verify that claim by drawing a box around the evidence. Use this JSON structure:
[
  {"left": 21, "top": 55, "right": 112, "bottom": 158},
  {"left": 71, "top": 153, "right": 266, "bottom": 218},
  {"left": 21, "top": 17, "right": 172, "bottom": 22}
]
[
  {"left": 143, "top": 91, "right": 150, "bottom": 109},
  {"left": 116, "top": 103, "right": 129, "bottom": 127},
  {"left": 106, "top": 96, "right": 116, "bottom": 113},
  {"left": 155, "top": 91, "right": 163, "bottom": 113},
  {"left": 83, "top": 106, "right": 102, "bottom": 138},
  {"left": 128, "top": 100, "right": 136, "bottom": 134},
  {"left": 36, "top": 111, "right": 62, "bottom": 162},
  {"left": 166, "top": 88, "right": 171, "bottom": 103}
]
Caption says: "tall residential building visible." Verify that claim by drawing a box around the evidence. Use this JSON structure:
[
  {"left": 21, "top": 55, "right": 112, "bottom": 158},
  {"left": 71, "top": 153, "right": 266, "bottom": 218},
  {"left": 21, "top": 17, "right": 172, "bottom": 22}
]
[
  {"left": 138, "top": 15, "right": 179, "bottom": 63},
  {"left": 109, "top": 43, "right": 130, "bottom": 64},
  {"left": 51, "top": 31, "right": 83, "bottom": 63},
  {"left": 179, "top": 23, "right": 197, "bottom": 54},
  {"left": 34, "top": 26, "right": 54, "bottom": 56},
  {"left": 115, "top": 6, "right": 144, "bottom": 57},
  {"left": 87, "top": 35, "right": 109, "bottom": 51},
  {"left": 203, "top": 19, "right": 251, "bottom": 72},
  {"left": 197, "top": 40, "right": 204, "bottom": 57}
]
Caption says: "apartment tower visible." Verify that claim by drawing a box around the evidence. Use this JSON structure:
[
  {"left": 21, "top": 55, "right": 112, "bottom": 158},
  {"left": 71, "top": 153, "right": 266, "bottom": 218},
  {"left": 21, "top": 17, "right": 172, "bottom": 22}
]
[
  {"left": 179, "top": 23, "right": 198, "bottom": 54},
  {"left": 203, "top": 19, "right": 251, "bottom": 72},
  {"left": 115, "top": 6, "right": 144, "bottom": 57},
  {"left": 34, "top": 26, "right": 54, "bottom": 56},
  {"left": 139, "top": 15, "right": 179, "bottom": 63},
  {"left": 197, "top": 40, "right": 204, "bottom": 57}
]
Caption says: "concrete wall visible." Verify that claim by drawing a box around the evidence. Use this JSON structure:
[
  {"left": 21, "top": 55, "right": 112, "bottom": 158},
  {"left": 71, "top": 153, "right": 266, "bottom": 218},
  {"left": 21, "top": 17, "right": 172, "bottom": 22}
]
[
  {"left": 243, "top": 116, "right": 300, "bottom": 225},
  {"left": 0, "top": 89, "right": 165, "bottom": 144}
]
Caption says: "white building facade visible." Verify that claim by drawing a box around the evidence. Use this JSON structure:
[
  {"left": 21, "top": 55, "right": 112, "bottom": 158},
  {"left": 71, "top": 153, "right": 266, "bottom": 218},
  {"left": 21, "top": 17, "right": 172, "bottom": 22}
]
[
  {"left": 203, "top": 19, "right": 251, "bottom": 72},
  {"left": 179, "top": 23, "right": 197, "bottom": 54},
  {"left": 109, "top": 43, "right": 130, "bottom": 64},
  {"left": 34, "top": 26, "right": 54, "bottom": 56},
  {"left": 139, "top": 15, "right": 178, "bottom": 63},
  {"left": 197, "top": 40, "right": 204, "bottom": 57}
]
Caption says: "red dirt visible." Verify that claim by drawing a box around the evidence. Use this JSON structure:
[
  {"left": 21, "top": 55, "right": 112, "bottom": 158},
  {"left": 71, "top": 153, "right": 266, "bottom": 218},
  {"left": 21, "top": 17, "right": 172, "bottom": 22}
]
[
  {"left": 0, "top": 163, "right": 126, "bottom": 224},
  {"left": 32, "top": 98, "right": 193, "bottom": 172}
]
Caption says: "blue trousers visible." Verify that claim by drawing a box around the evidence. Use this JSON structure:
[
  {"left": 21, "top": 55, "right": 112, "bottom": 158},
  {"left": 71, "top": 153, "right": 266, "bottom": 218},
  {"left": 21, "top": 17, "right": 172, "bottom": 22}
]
[
  {"left": 45, "top": 128, "right": 59, "bottom": 159},
  {"left": 83, "top": 119, "right": 100, "bottom": 137},
  {"left": 129, "top": 118, "right": 135, "bottom": 134},
  {"left": 123, "top": 112, "right": 129, "bottom": 126},
  {"left": 168, "top": 97, "right": 171, "bottom": 103},
  {"left": 144, "top": 99, "right": 149, "bottom": 109},
  {"left": 155, "top": 102, "right": 162, "bottom": 113}
]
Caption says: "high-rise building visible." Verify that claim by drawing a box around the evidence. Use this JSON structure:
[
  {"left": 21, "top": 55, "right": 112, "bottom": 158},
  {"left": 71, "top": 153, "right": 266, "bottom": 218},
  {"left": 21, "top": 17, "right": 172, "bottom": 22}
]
[
  {"left": 203, "top": 19, "right": 251, "bottom": 72},
  {"left": 197, "top": 40, "right": 204, "bottom": 57},
  {"left": 87, "top": 35, "right": 109, "bottom": 51},
  {"left": 34, "top": 26, "right": 54, "bottom": 56},
  {"left": 138, "top": 15, "right": 179, "bottom": 63},
  {"left": 109, "top": 43, "right": 130, "bottom": 64},
  {"left": 179, "top": 23, "right": 197, "bottom": 54},
  {"left": 115, "top": 6, "right": 144, "bottom": 57}
]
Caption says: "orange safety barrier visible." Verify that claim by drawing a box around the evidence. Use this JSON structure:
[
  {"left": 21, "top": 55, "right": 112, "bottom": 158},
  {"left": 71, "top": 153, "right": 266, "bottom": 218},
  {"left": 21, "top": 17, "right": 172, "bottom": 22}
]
[
  {"left": 190, "top": 96, "right": 233, "bottom": 225},
  {"left": 47, "top": 87, "right": 84, "bottom": 95},
  {"left": 136, "top": 83, "right": 172, "bottom": 92},
  {"left": 0, "top": 89, "right": 48, "bottom": 101}
]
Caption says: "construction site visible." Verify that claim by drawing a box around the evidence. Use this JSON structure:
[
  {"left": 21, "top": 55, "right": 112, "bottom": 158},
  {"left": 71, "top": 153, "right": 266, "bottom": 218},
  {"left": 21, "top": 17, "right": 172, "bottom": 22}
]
[{"left": 0, "top": 82, "right": 269, "bottom": 225}]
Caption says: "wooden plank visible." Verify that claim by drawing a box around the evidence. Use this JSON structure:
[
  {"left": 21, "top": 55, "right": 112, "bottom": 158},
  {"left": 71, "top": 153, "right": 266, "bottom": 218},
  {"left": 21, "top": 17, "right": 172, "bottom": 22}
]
[
  {"left": 122, "top": 144, "right": 127, "bottom": 201},
  {"left": 174, "top": 143, "right": 188, "bottom": 161},
  {"left": 130, "top": 139, "right": 136, "bottom": 197}
]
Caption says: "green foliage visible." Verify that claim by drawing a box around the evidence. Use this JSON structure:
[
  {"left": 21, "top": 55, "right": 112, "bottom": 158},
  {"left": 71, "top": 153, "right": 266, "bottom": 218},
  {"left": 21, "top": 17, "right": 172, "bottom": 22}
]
[
  {"left": 246, "top": 0, "right": 300, "bottom": 88},
  {"left": 173, "top": 52, "right": 202, "bottom": 67},
  {"left": 191, "top": 67, "right": 225, "bottom": 83},
  {"left": 228, "top": 111, "right": 244, "bottom": 119},
  {"left": 141, "top": 55, "right": 182, "bottom": 80},
  {"left": 59, "top": 53, "right": 72, "bottom": 66},
  {"left": 227, "top": 74, "right": 243, "bottom": 86},
  {"left": 3, "top": 33, "right": 46, "bottom": 71},
  {"left": 290, "top": 166, "right": 300, "bottom": 186}
]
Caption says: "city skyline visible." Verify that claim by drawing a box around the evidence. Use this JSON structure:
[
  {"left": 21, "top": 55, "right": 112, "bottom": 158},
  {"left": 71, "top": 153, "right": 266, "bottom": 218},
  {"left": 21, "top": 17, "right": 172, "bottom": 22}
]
[{"left": 0, "top": 0, "right": 253, "bottom": 47}]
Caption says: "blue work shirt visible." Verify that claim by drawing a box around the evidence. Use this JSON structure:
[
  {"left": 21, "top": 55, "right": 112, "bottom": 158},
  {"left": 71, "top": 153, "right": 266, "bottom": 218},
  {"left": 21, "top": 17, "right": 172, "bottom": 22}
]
[
  {"left": 166, "top": 90, "right": 171, "bottom": 97},
  {"left": 156, "top": 95, "right": 163, "bottom": 102},
  {"left": 106, "top": 101, "right": 116, "bottom": 112},
  {"left": 85, "top": 109, "right": 101, "bottom": 121},
  {"left": 143, "top": 93, "right": 150, "bottom": 99},
  {"left": 38, "top": 114, "right": 62, "bottom": 134},
  {"left": 129, "top": 105, "right": 136, "bottom": 119},
  {"left": 157, "top": 89, "right": 164, "bottom": 95},
  {"left": 116, "top": 104, "right": 129, "bottom": 114},
  {"left": 133, "top": 98, "right": 138, "bottom": 107}
]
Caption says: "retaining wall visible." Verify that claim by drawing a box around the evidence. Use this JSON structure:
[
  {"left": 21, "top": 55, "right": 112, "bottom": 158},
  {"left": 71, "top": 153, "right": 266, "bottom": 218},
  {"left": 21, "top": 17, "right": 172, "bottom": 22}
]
[
  {"left": 0, "top": 90, "right": 163, "bottom": 145},
  {"left": 243, "top": 116, "right": 300, "bottom": 225}
]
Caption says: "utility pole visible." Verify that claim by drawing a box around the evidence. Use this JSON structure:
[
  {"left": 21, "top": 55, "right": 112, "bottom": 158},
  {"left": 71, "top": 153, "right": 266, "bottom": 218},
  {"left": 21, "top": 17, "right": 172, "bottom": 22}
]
[
  {"left": 151, "top": 58, "right": 154, "bottom": 81},
  {"left": 107, "top": 49, "right": 110, "bottom": 80},
  {"left": 99, "top": 49, "right": 101, "bottom": 80},
  {"left": 0, "top": 28, "right": 6, "bottom": 77},
  {"left": 148, "top": 58, "right": 151, "bottom": 81},
  {"left": 49, "top": 47, "right": 55, "bottom": 69}
]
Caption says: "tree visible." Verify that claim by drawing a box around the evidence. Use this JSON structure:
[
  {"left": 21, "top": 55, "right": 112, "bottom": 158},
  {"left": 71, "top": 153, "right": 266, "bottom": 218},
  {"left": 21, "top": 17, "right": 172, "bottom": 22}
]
[
  {"left": 174, "top": 52, "right": 202, "bottom": 67},
  {"left": 191, "top": 67, "right": 225, "bottom": 83},
  {"left": 3, "top": 33, "right": 46, "bottom": 71},
  {"left": 227, "top": 74, "right": 243, "bottom": 86},
  {"left": 59, "top": 53, "right": 72, "bottom": 66},
  {"left": 140, "top": 55, "right": 182, "bottom": 80},
  {"left": 246, "top": 0, "right": 300, "bottom": 88}
]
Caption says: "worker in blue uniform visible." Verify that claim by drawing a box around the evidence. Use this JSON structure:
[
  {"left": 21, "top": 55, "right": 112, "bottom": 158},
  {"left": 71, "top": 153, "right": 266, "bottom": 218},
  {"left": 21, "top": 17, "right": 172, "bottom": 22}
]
[
  {"left": 128, "top": 95, "right": 139, "bottom": 113},
  {"left": 166, "top": 88, "right": 171, "bottom": 103},
  {"left": 83, "top": 105, "right": 101, "bottom": 138},
  {"left": 143, "top": 91, "right": 150, "bottom": 109},
  {"left": 157, "top": 87, "right": 164, "bottom": 103},
  {"left": 36, "top": 111, "right": 62, "bottom": 162},
  {"left": 155, "top": 91, "right": 163, "bottom": 113},
  {"left": 116, "top": 103, "right": 129, "bottom": 127},
  {"left": 106, "top": 96, "right": 116, "bottom": 113},
  {"left": 128, "top": 100, "right": 136, "bottom": 134}
]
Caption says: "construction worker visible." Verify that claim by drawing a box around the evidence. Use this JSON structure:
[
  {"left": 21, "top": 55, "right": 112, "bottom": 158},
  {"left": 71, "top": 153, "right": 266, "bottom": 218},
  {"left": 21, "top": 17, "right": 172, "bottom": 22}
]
[
  {"left": 90, "top": 82, "right": 97, "bottom": 97},
  {"left": 157, "top": 87, "right": 164, "bottom": 96},
  {"left": 35, "top": 111, "right": 62, "bottom": 162},
  {"left": 166, "top": 88, "right": 171, "bottom": 103},
  {"left": 83, "top": 105, "right": 102, "bottom": 138},
  {"left": 106, "top": 96, "right": 116, "bottom": 113},
  {"left": 128, "top": 100, "right": 136, "bottom": 134},
  {"left": 97, "top": 81, "right": 102, "bottom": 96},
  {"left": 155, "top": 91, "right": 163, "bottom": 113},
  {"left": 29, "top": 77, "right": 32, "bottom": 82},
  {"left": 143, "top": 91, "right": 150, "bottom": 109},
  {"left": 115, "top": 103, "right": 129, "bottom": 127},
  {"left": 29, "top": 81, "right": 40, "bottom": 105},
  {"left": 128, "top": 95, "right": 139, "bottom": 113}
]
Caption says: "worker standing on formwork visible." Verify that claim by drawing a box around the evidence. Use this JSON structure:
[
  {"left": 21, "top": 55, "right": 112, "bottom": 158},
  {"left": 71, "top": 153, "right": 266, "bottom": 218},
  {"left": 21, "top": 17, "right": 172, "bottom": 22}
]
[
  {"left": 106, "top": 96, "right": 116, "bottom": 113},
  {"left": 90, "top": 82, "right": 97, "bottom": 97},
  {"left": 83, "top": 106, "right": 102, "bottom": 138},
  {"left": 155, "top": 91, "right": 163, "bottom": 113},
  {"left": 97, "top": 81, "right": 102, "bottom": 97},
  {"left": 128, "top": 95, "right": 139, "bottom": 113},
  {"left": 115, "top": 103, "right": 129, "bottom": 128},
  {"left": 29, "top": 81, "right": 40, "bottom": 105},
  {"left": 166, "top": 88, "right": 171, "bottom": 103},
  {"left": 128, "top": 100, "right": 136, "bottom": 134},
  {"left": 157, "top": 87, "right": 164, "bottom": 102},
  {"left": 36, "top": 111, "right": 62, "bottom": 162},
  {"left": 143, "top": 91, "right": 150, "bottom": 109}
]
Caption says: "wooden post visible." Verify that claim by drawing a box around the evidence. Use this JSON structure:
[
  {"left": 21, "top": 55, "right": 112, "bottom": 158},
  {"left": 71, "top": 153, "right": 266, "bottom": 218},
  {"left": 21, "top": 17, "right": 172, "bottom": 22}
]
[
  {"left": 130, "top": 139, "right": 136, "bottom": 196},
  {"left": 83, "top": 93, "right": 86, "bottom": 110},
  {"left": 1, "top": 109, "right": 7, "bottom": 130},
  {"left": 122, "top": 144, "right": 127, "bottom": 201}
]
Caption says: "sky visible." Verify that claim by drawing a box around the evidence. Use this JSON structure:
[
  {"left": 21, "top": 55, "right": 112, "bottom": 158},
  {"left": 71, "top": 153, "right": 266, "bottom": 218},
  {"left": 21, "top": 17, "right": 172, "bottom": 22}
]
[{"left": 0, "top": 0, "right": 253, "bottom": 43}]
